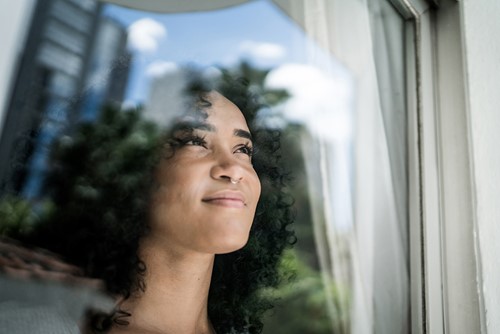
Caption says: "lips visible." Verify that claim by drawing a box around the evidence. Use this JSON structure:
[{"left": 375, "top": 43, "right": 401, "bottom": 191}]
[{"left": 202, "top": 191, "right": 246, "bottom": 208}]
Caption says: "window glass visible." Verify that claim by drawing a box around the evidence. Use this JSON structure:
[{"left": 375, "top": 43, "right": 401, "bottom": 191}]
[{"left": 0, "top": 0, "right": 410, "bottom": 333}]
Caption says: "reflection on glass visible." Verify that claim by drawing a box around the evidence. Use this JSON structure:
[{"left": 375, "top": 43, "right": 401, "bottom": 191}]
[{"left": 0, "top": 1, "right": 409, "bottom": 333}]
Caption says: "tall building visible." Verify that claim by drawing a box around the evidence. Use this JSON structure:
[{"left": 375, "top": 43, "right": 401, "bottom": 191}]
[
  {"left": 0, "top": 0, "right": 131, "bottom": 199},
  {"left": 0, "top": 0, "right": 103, "bottom": 198},
  {"left": 144, "top": 66, "right": 189, "bottom": 128},
  {"left": 79, "top": 16, "right": 132, "bottom": 122}
]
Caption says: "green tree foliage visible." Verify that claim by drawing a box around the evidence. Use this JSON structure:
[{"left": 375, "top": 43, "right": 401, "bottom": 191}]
[
  {"left": 47, "top": 105, "right": 160, "bottom": 206},
  {"left": 0, "top": 196, "right": 35, "bottom": 237},
  {"left": 261, "top": 249, "right": 350, "bottom": 334},
  {"left": 224, "top": 61, "right": 290, "bottom": 110},
  {"left": 0, "top": 105, "right": 163, "bottom": 294}
]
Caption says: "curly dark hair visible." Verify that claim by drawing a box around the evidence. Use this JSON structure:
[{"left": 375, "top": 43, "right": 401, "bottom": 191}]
[{"left": 19, "top": 70, "right": 295, "bottom": 333}]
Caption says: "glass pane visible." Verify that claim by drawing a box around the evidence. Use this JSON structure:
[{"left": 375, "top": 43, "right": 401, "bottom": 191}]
[{"left": 0, "top": 0, "right": 410, "bottom": 333}]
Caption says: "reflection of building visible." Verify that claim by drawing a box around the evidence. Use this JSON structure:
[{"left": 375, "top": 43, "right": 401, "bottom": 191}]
[
  {"left": 144, "top": 66, "right": 189, "bottom": 127},
  {"left": 0, "top": 0, "right": 102, "bottom": 198},
  {"left": 79, "top": 17, "right": 132, "bottom": 122},
  {"left": 0, "top": 1, "right": 130, "bottom": 199},
  {"left": 145, "top": 66, "right": 223, "bottom": 127}
]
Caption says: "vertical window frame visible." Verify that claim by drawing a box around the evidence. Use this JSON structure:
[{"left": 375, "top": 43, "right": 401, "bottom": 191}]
[{"left": 392, "top": 0, "right": 484, "bottom": 333}]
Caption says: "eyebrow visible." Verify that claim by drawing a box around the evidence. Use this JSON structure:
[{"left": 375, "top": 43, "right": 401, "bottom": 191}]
[
  {"left": 174, "top": 120, "right": 215, "bottom": 132},
  {"left": 176, "top": 120, "right": 253, "bottom": 142},
  {"left": 234, "top": 129, "right": 253, "bottom": 142}
]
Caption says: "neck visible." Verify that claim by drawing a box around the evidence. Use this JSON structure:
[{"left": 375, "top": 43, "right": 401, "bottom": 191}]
[{"left": 110, "top": 236, "right": 216, "bottom": 334}]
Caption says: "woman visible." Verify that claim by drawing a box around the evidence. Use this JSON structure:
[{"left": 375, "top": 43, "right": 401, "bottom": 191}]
[{"left": 16, "top": 73, "right": 295, "bottom": 333}]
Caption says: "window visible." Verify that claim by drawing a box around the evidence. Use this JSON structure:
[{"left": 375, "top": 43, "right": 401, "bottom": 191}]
[{"left": 0, "top": 0, "right": 484, "bottom": 333}]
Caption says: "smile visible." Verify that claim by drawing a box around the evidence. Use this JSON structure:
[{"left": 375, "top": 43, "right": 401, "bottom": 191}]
[{"left": 202, "top": 191, "right": 246, "bottom": 208}]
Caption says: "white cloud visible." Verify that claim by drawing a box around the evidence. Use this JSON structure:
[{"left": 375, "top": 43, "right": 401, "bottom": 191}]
[
  {"left": 265, "top": 63, "right": 353, "bottom": 141},
  {"left": 127, "top": 18, "right": 167, "bottom": 53},
  {"left": 146, "top": 61, "right": 179, "bottom": 78},
  {"left": 201, "top": 66, "right": 222, "bottom": 80},
  {"left": 237, "top": 41, "right": 286, "bottom": 67}
]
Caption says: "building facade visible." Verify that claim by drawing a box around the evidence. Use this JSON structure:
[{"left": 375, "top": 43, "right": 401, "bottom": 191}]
[{"left": 0, "top": 0, "right": 131, "bottom": 199}]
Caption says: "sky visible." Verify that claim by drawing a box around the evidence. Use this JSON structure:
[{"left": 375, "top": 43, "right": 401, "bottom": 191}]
[
  {"left": 104, "top": 0, "right": 312, "bottom": 104},
  {"left": 104, "top": 0, "right": 353, "bottom": 142}
]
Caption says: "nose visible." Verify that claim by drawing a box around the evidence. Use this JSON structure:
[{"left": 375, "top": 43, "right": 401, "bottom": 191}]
[{"left": 210, "top": 150, "right": 245, "bottom": 184}]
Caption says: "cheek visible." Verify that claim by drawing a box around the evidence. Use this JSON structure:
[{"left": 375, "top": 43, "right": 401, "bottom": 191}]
[
  {"left": 150, "top": 164, "right": 195, "bottom": 221},
  {"left": 148, "top": 181, "right": 201, "bottom": 241},
  {"left": 155, "top": 159, "right": 198, "bottom": 192}
]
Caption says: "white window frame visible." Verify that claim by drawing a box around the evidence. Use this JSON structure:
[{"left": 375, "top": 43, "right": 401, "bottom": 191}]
[{"left": 392, "top": 0, "right": 483, "bottom": 333}]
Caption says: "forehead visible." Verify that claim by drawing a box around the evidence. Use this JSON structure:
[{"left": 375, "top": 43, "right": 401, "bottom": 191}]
[{"left": 205, "top": 91, "right": 249, "bottom": 131}]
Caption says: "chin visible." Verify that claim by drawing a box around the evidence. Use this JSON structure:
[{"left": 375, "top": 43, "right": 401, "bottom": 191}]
[
  {"left": 213, "top": 234, "right": 250, "bottom": 254},
  {"left": 205, "top": 218, "right": 252, "bottom": 254}
]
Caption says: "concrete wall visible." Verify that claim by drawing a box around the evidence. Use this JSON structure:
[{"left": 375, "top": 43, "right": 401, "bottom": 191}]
[{"left": 460, "top": 1, "right": 500, "bottom": 332}]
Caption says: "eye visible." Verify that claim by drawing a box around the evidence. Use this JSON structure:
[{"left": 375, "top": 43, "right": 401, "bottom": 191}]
[
  {"left": 185, "top": 137, "right": 207, "bottom": 147},
  {"left": 235, "top": 143, "right": 254, "bottom": 158},
  {"left": 175, "top": 135, "right": 207, "bottom": 148}
]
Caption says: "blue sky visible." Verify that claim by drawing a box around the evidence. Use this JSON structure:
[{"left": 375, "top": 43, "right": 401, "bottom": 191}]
[
  {"left": 102, "top": 1, "right": 354, "bottom": 146},
  {"left": 104, "top": 0, "right": 313, "bottom": 104}
]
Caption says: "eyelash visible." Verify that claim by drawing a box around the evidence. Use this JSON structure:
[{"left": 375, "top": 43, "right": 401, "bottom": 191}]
[
  {"left": 175, "top": 134, "right": 207, "bottom": 147},
  {"left": 236, "top": 143, "right": 254, "bottom": 158},
  {"left": 175, "top": 135, "right": 254, "bottom": 158}
]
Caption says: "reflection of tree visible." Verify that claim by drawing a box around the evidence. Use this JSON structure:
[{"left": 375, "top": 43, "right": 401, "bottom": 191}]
[
  {"left": 225, "top": 62, "right": 351, "bottom": 333},
  {"left": 261, "top": 250, "right": 350, "bottom": 334},
  {"left": 262, "top": 123, "right": 353, "bottom": 334},
  {"left": 0, "top": 105, "right": 161, "bottom": 277},
  {"left": 0, "top": 196, "right": 36, "bottom": 237},
  {"left": 0, "top": 61, "right": 352, "bottom": 333}
]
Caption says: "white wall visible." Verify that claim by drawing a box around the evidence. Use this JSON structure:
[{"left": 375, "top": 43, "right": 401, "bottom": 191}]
[
  {"left": 460, "top": 1, "right": 500, "bottom": 332},
  {"left": 0, "top": 1, "right": 36, "bottom": 138}
]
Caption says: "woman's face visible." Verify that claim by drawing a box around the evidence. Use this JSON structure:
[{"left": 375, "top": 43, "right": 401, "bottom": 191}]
[{"left": 149, "top": 91, "right": 261, "bottom": 255}]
